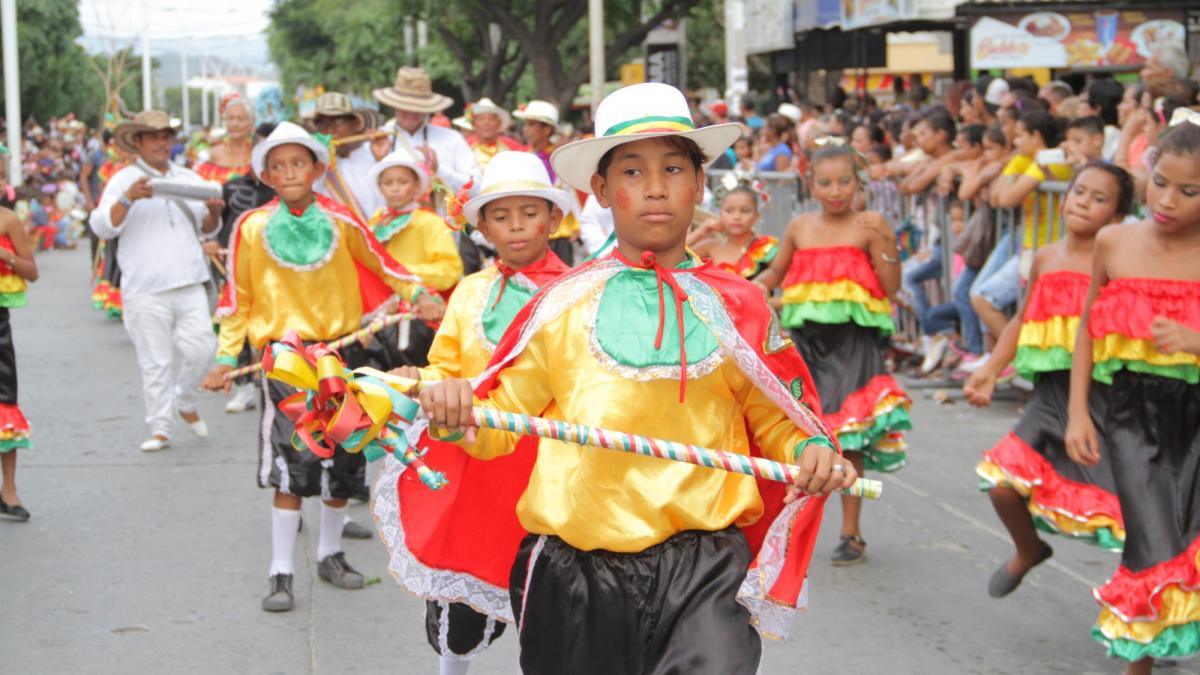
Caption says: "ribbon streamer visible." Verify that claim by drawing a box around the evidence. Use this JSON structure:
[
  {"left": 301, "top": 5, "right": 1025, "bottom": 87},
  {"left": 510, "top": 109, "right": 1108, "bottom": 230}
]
[
  {"left": 261, "top": 331, "right": 447, "bottom": 490},
  {"left": 225, "top": 312, "right": 415, "bottom": 380}
]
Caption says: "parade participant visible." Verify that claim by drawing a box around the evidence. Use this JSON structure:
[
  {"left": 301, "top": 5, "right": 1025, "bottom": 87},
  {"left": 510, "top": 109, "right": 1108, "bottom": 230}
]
[
  {"left": 193, "top": 94, "right": 255, "bottom": 184},
  {"left": 0, "top": 204, "right": 37, "bottom": 521},
  {"left": 89, "top": 111, "right": 222, "bottom": 453},
  {"left": 1065, "top": 114, "right": 1200, "bottom": 674},
  {"left": 374, "top": 67, "right": 478, "bottom": 193},
  {"left": 362, "top": 148, "right": 463, "bottom": 370},
  {"left": 755, "top": 138, "right": 911, "bottom": 565},
  {"left": 378, "top": 150, "right": 572, "bottom": 675},
  {"left": 311, "top": 92, "right": 388, "bottom": 223},
  {"left": 514, "top": 99, "right": 579, "bottom": 264},
  {"left": 964, "top": 163, "right": 1134, "bottom": 598},
  {"left": 455, "top": 98, "right": 525, "bottom": 171},
  {"left": 686, "top": 182, "right": 777, "bottom": 278},
  {"left": 418, "top": 82, "right": 855, "bottom": 674},
  {"left": 91, "top": 132, "right": 133, "bottom": 320},
  {"left": 200, "top": 122, "right": 444, "bottom": 613}
]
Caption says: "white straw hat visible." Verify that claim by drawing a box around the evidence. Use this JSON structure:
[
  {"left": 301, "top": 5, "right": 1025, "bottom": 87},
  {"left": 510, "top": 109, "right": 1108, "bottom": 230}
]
[
  {"left": 369, "top": 148, "right": 431, "bottom": 197},
  {"left": 513, "top": 100, "right": 560, "bottom": 127},
  {"left": 777, "top": 103, "right": 802, "bottom": 123},
  {"left": 462, "top": 151, "right": 574, "bottom": 225},
  {"left": 251, "top": 121, "right": 330, "bottom": 177},
  {"left": 549, "top": 82, "right": 740, "bottom": 194}
]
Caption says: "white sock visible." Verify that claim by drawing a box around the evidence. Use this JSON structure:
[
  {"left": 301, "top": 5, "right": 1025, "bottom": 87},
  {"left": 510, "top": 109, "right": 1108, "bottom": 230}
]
[
  {"left": 439, "top": 656, "right": 470, "bottom": 675},
  {"left": 318, "top": 502, "right": 347, "bottom": 561},
  {"left": 270, "top": 507, "right": 301, "bottom": 576}
]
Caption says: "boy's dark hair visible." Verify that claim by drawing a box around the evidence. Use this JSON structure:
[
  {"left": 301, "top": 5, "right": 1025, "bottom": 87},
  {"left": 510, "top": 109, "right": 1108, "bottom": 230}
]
[
  {"left": 255, "top": 122, "right": 278, "bottom": 139},
  {"left": 597, "top": 135, "right": 708, "bottom": 179},
  {"left": 1073, "top": 161, "right": 1135, "bottom": 218},
  {"left": 1019, "top": 109, "right": 1060, "bottom": 148},
  {"left": 855, "top": 124, "right": 885, "bottom": 145},
  {"left": 1085, "top": 79, "right": 1123, "bottom": 127},
  {"left": 264, "top": 144, "right": 319, "bottom": 169},
  {"left": 1006, "top": 76, "right": 1039, "bottom": 99},
  {"left": 1066, "top": 116, "right": 1105, "bottom": 137},
  {"left": 983, "top": 124, "right": 1008, "bottom": 147},
  {"left": 867, "top": 144, "right": 892, "bottom": 162},
  {"left": 1156, "top": 120, "right": 1200, "bottom": 165},
  {"left": 919, "top": 111, "right": 957, "bottom": 144},
  {"left": 722, "top": 185, "right": 759, "bottom": 210},
  {"left": 481, "top": 197, "right": 556, "bottom": 220},
  {"left": 810, "top": 142, "right": 860, "bottom": 178},
  {"left": 959, "top": 123, "right": 986, "bottom": 147}
]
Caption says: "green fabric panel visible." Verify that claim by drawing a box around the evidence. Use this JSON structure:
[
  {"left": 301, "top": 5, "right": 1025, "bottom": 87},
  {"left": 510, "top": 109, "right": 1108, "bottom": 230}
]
[
  {"left": 0, "top": 291, "right": 27, "bottom": 308},
  {"left": 1031, "top": 516, "right": 1124, "bottom": 552},
  {"left": 792, "top": 435, "right": 836, "bottom": 462},
  {"left": 1093, "top": 358, "right": 1200, "bottom": 385},
  {"left": 594, "top": 268, "right": 719, "bottom": 368},
  {"left": 1014, "top": 345, "right": 1073, "bottom": 380},
  {"left": 373, "top": 212, "right": 412, "bottom": 243},
  {"left": 863, "top": 448, "right": 907, "bottom": 473},
  {"left": 836, "top": 406, "right": 912, "bottom": 451},
  {"left": 0, "top": 437, "right": 31, "bottom": 452},
  {"left": 482, "top": 276, "right": 536, "bottom": 345},
  {"left": 214, "top": 354, "right": 239, "bottom": 368},
  {"left": 780, "top": 300, "right": 894, "bottom": 335},
  {"left": 265, "top": 204, "right": 335, "bottom": 266},
  {"left": 1097, "top": 623, "right": 1200, "bottom": 662}
]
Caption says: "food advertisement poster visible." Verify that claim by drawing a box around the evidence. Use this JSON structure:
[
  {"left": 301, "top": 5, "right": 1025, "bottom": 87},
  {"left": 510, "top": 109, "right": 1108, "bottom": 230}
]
[{"left": 971, "top": 9, "right": 1185, "bottom": 70}]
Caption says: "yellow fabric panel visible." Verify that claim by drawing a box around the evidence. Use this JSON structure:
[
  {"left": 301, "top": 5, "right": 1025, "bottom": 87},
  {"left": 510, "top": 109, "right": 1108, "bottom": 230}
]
[
  {"left": 0, "top": 274, "right": 26, "bottom": 294},
  {"left": 552, "top": 211, "right": 580, "bottom": 240},
  {"left": 1094, "top": 334, "right": 1200, "bottom": 368},
  {"left": 418, "top": 268, "right": 498, "bottom": 383},
  {"left": 1017, "top": 316, "right": 1080, "bottom": 351},
  {"left": 1097, "top": 585, "right": 1200, "bottom": 644},
  {"left": 780, "top": 279, "right": 892, "bottom": 314},
  {"left": 379, "top": 209, "right": 463, "bottom": 292}
]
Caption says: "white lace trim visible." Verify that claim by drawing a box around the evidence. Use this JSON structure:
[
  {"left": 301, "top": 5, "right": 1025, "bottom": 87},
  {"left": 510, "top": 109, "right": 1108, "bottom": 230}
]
[
  {"left": 437, "top": 600, "right": 498, "bottom": 660},
  {"left": 736, "top": 497, "right": 810, "bottom": 640},
  {"left": 371, "top": 455, "right": 515, "bottom": 623}
]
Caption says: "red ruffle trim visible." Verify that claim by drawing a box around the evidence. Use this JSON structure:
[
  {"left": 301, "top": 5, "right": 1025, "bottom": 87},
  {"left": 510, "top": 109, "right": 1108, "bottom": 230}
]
[
  {"left": 823, "top": 373, "right": 909, "bottom": 431},
  {"left": 1022, "top": 270, "right": 1089, "bottom": 322},
  {"left": 1089, "top": 278, "right": 1200, "bottom": 341},
  {"left": 1096, "top": 536, "right": 1200, "bottom": 622},
  {"left": 0, "top": 403, "right": 31, "bottom": 434},
  {"left": 780, "top": 246, "right": 886, "bottom": 297},
  {"left": 983, "top": 432, "right": 1123, "bottom": 526}
]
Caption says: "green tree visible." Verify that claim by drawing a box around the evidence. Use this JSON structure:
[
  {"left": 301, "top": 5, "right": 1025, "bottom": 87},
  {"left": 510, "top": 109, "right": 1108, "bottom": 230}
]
[{"left": 0, "top": 0, "right": 96, "bottom": 122}]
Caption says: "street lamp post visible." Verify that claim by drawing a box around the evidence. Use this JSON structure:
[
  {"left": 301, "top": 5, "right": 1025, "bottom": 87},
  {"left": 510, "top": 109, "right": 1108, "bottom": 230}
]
[
  {"left": 589, "top": 0, "right": 604, "bottom": 116},
  {"left": 1, "top": 0, "right": 20, "bottom": 186}
]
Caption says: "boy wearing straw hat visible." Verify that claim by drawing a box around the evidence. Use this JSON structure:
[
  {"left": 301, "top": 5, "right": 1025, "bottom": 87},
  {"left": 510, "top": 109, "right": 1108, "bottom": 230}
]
[
  {"left": 377, "top": 151, "right": 573, "bottom": 675},
  {"left": 418, "top": 83, "right": 856, "bottom": 673},
  {"left": 455, "top": 98, "right": 526, "bottom": 171},
  {"left": 361, "top": 148, "right": 463, "bottom": 371},
  {"left": 200, "top": 122, "right": 443, "bottom": 613}
]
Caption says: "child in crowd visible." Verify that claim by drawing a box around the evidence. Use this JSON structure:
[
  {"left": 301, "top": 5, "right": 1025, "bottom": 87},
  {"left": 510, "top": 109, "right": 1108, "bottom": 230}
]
[
  {"left": 686, "top": 183, "right": 778, "bottom": 279},
  {"left": 965, "top": 163, "right": 1134, "bottom": 599},
  {"left": 1065, "top": 114, "right": 1200, "bottom": 674},
  {"left": 378, "top": 151, "right": 573, "bottom": 675},
  {"left": 418, "top": 82, "right": 854, "bottom": 673},
  {"left": 1062, "top": 116, "right": 1107, "bottom": 170},
  {"left": 756, "top": 139, "right": 910, "bottom": 565}
]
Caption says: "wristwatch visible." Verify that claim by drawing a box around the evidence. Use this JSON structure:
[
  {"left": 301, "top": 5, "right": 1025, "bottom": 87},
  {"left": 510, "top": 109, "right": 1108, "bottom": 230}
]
[{"left": 118, "top": 193, "right": 133, "bottom": 208}]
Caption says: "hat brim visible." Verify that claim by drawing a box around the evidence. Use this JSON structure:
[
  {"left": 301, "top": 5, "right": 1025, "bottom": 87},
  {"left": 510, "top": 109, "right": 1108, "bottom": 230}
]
[
  {"left": 252, "top": 136, "right": 330, "bottom": 177},
  {"left": 373, "top": 88, "right": 453, "bottom": 113},
  {"left": 472, "top": 106, "right": 512, "bottom": 129},
  {"left": 550, "top": 123, "right": 742, "bottom": 194},
  {"left": 512, "top": 111, "right": 558, "bottom": 128},
  {"left": 463, "top": 186, "right": 575, "bottom": 226},
  {"left": 369, "top": 159, "right": 431, "bottom": 199},
  {"left": 114, "top": 121, "right": 182, "bottom": 154}
]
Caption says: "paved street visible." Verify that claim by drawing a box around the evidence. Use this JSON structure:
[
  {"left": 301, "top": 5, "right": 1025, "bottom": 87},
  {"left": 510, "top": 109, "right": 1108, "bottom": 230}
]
[{"left": 1, "top": 246, "right": 1178, "bottom": 675}]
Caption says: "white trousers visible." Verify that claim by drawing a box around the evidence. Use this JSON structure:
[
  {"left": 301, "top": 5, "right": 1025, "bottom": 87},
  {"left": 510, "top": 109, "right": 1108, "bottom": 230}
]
[{"left": 122, "top": 284, "right": 216, "bottom": 438}]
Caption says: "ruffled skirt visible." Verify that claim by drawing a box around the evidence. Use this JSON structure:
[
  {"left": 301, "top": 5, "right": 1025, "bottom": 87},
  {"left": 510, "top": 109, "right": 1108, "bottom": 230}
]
[{"left": 0, "top": 308, "right": 29, "bottom": 452}]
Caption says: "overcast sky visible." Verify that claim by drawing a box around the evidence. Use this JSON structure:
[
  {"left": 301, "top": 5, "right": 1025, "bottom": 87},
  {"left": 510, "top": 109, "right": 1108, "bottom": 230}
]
[{"left": 77, "top": 0, "right": 274, "bottom": 72}]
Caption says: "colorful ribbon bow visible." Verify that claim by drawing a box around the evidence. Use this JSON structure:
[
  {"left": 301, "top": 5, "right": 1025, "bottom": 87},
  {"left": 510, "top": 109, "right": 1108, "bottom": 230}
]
[
  {"left": 443, "top": 179, "right": 475, "bottom": 232},
  {"left": 262, "top": 331, "right": 447, "bottom": 490}
]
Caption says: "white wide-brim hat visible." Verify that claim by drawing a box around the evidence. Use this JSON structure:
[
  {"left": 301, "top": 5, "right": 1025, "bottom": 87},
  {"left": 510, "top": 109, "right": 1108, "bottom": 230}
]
[
  {"left": 777, "top": 102, "right": 802, "bottom": 123},
  {"left": 550, "top": 82, "right": 740, "bottom": 194},
  {"left": 251, "top": 121, "right": 330, "bottom": 177},
  {"left": 472, "top": 97, "right": 512, "bottom": 129},
  {"left": 369, "top": 148, "right": 431, "bottom": 197},
  {"left": 462, "top": 151, "right": 574, "bottom": 225},
  {"left": 513, "top": 100, "right": 560, "bottom": 127}
]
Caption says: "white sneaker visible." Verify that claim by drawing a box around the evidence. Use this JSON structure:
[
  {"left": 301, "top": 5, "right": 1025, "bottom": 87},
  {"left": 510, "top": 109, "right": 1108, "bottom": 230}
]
[
  {"left": 140, "top": 436, "right": 171, "bottom": 452},
  {"left": 919, "top": 335, "right": 950, "bottom": 374},
  {"left": 178, "top": 411, "right": 209, "bottom": 438},
  {"left": 958, "top": 353, "right": 991, "bottom": 374},
  {"left": 1012, "top": 375, "right": 1034, "bottom": 392},
  {"left": 225, "top": 383, "right": 258, "bottom": 413}
]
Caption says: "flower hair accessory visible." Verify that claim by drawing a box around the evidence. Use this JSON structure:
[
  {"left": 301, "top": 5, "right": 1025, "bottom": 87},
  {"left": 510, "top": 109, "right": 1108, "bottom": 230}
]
[
  {"left": 444, "top": 179, "right": 475, "bottom": 233},
  {"left": 813, "top": 135, "right": 848, "bottom": 147},
  {"left": 1168, "top": 106, "right": 1200, "bottom": 128},
  {"left": 713, "top": 168, "right": 770, "bottom": 207}
]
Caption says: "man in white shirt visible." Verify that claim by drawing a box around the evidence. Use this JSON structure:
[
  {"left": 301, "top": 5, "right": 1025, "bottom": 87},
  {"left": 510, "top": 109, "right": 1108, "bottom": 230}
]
[
  {"left": 89, "top": 111, "right": 223, "bottom": 452},
  {"left": 374, "top": 66, "right": 479, "bottom": 193},
  {"left": 310, "top": 92, "right": 387, "bottom": 223}
]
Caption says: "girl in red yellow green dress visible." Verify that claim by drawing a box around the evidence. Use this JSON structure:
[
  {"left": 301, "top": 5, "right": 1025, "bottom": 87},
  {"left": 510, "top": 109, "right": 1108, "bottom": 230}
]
[
  {"left": 687, "top": 184, "right": 777, "bottom": 279},
  {"left": 0, "top": 205, "right": 38, "bottom": 521},
  {"left": 964, "top": 162, "right": 1135, "bottom": 599},
  {"left": 1066, "top": 116, "right": 1200, "bottom": 674},
  {"left": 756, "top": 139, "right": 910, "bottom": 565}
]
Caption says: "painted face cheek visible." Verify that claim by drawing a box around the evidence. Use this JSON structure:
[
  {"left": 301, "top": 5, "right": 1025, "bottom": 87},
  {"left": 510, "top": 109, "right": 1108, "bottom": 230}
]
[
  {"left": 615, "top": 188, "right": 631, "bottom": 210},
  {"left": 534, "top": 222, "right": 546, "bottom": 236}
]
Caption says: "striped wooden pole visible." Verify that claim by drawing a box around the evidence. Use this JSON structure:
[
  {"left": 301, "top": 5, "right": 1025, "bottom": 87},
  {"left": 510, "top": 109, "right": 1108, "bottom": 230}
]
[{"left": 224, "top": 312, "right": 415, "bottom": 380}]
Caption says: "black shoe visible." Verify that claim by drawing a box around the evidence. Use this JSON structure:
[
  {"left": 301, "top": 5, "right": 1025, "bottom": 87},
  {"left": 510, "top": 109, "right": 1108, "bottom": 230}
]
[
  {"left": 832, "top": 535, "right": 866, "bottom": 566},
  {"left": 262, "top": 573, "right": 294, "bottom": 612},
  {"left": 342, "top": 519, "right": 372, "bottom": 540},
  {"left": 0, "top": 495, "right": 30, "bottom": 522},
  {"left": 317, "top": 552, "right": 365, "bottom": 589},
  {"left": 988, "top": 544, "right": 1053, "bottom": 598}
]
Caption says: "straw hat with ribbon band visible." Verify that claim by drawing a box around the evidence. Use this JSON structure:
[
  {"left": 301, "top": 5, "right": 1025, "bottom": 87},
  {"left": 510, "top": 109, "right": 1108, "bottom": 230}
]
[
  {"left": 114, "top": 110, "right": 182, "bottom": 154},
  {"left": 373, "top": 67, "right": 453, "bottom": 114},
  {"left": 549, "top": 82, "right": 741, "bottom": 194},
  {"left": 460, "top": 151, "right": 574, "bottom": 226},
  {"left": 369, "top": 148, "right": 432, "bottom": 198},
  {"left": 513, "top": 100, "right": 560, "bottom": 128},
  {"left": 251, "top": 121, "right": 330, "bottom": 177},
  {"left": 307, "top": 92, "right": 380, "bottom": 135}
]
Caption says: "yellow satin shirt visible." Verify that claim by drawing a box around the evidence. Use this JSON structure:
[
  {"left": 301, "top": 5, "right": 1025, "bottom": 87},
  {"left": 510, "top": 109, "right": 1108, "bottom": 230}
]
[
  {"left": 418, "top": 266, "right": 504, "bottom": 382},
  {"left": 451, "top": 283, "right": 819, "bottom": 553},
  {"left": 369, "top": 208, "right": 463, "bottom": 292},
  {"left": 216, "top": 204, "right": 423, "bottom": 363}
]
